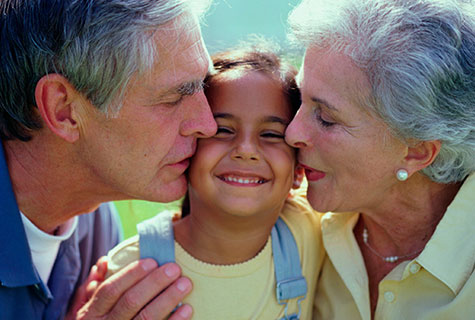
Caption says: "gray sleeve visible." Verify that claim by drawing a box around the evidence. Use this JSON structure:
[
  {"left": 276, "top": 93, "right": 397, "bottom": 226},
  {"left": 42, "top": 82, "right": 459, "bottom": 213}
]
[{"left": 75, "top": 202, "right": 123, "bottom": 288}]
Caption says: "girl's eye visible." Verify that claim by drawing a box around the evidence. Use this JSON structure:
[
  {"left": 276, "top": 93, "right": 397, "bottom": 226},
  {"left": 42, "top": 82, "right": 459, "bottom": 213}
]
[
  {"left": 214, "top": 127, "right": 234, "bottom": 137},
  {"left": 261, "top": 132, "right": 285, "bottom": 139}
]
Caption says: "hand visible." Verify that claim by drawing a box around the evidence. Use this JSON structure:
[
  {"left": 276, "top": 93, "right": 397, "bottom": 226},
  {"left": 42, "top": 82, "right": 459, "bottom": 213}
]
[
  {"left": 69, "top": 259, "right": 193, "bottom": 320},
  {"left": 67, "top": 256, "right": 109, "bottom": 319}
]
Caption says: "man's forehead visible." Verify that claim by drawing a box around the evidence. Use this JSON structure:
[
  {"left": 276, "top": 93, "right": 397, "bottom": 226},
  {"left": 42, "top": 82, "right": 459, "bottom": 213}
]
[{"left": 139, "top": 17, "right": 209, "bottom": 95}]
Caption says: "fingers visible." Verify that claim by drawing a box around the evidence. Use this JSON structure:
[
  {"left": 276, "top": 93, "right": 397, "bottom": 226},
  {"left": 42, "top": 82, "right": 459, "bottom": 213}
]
[
  {"left": 65, "top": 257, "right": 109, "bottom": 319},
  {"left": 132, "top": 276, "right": 192, "bottom": 320},
  {"left": 82, "top": 256, "right": 108, "bottom": 300},
  {"left": 95, "top": 256, "right": 108, "bottom": 281},
  {"left": 167, "top": 304, "right": 193, "bottom": 320},
  {"left": 85, "top": 259, "right": 160, "bottom": 316},
  {"left": 75, "top": 260, "right": 191, "bottom": 320},
  {"left": 108, "top": 264, "right": 192, "bottom": 320}
]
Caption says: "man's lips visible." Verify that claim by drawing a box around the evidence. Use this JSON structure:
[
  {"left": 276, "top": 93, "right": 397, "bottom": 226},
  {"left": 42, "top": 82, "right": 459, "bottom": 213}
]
[
  {"left": 217, "top": 173, "right": 268, "bottom": 186},
  {"left": 168, "top": 157, "right": 191, "bottom": 170},
  {"left": 299, "top": 163, "right": 326, "bottom": 182}
]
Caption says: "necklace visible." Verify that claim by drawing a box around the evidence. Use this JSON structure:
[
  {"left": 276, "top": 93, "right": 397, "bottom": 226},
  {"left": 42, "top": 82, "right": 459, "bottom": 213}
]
[{"left": 362, "top": 227, "right": 423, "bottom": 263}]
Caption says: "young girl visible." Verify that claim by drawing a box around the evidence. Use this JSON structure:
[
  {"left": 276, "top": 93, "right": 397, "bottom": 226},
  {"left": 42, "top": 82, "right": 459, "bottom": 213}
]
[{"left": 106, "top": 46, "right": 324, "bottom": 319}]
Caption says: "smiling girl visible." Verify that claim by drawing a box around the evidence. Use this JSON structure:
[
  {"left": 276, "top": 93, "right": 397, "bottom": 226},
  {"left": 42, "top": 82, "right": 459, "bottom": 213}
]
[{"left": 106, "top": 45, "right": 324, "bottom": 319}]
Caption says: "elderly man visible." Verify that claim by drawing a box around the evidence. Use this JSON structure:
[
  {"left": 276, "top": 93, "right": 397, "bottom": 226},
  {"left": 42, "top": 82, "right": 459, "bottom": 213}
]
[{"left": 0, "top": 0, "right": 216, "bottom": 319}]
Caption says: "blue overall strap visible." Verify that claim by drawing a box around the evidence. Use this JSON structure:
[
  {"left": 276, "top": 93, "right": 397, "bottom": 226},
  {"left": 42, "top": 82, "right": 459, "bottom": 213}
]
[
  {"left": 271, "top": 217, "right": 307, "bottom": 320},
  {"left": 137, "top": 211, "right": 175, "bottom": 265}
]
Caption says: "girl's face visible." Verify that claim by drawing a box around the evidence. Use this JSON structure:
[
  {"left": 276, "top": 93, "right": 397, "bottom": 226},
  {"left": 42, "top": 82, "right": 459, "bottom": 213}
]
[{"left": 188, "top": 71, "right": 296, "bottom": 219}]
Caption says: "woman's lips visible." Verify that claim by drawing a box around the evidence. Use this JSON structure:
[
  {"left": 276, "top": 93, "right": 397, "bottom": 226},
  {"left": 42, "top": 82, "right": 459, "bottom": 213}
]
[{"left": 299, "top": 164, "right": 326, "bottom": 182}]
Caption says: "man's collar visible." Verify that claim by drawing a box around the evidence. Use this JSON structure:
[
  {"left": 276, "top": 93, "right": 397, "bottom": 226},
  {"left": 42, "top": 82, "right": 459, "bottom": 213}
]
[{"left": 0, "top": 142, "right": 40, "bottom": 287}]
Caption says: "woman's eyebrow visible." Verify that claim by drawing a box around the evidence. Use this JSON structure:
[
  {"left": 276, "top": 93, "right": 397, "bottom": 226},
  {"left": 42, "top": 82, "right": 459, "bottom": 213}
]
[{"left": 311, "top": 96, "right": 339, "bottom": 112}]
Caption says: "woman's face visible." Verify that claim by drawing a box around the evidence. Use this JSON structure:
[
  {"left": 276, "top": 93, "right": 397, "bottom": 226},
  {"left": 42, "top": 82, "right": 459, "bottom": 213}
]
[{"left": 285, "top": 47, "right": 407, "bottom": 213}]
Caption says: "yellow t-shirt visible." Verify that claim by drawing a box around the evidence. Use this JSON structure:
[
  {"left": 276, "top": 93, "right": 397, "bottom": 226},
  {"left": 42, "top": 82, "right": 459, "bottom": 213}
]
[
  {"left": 314, "top": 173, "right": 475, "bottom": 320},
  {"left": 107, "top": 190, "right": 324, "bottom": 320}
]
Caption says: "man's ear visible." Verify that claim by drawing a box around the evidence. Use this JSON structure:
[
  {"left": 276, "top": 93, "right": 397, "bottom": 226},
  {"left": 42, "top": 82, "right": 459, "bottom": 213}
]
[
  {"left": 292, "top": 165, "right": 305, "bottom": 190},
  {"left": 35, "top": 74, "right": 81, "bottom": 143},
  {"left": 404, "top": 140, "right": 441, "bottom": 174}
]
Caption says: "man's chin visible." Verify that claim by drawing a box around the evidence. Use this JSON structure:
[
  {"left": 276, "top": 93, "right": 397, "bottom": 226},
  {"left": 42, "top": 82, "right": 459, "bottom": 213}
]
[{"left": 149, "top": 177, "right": 188, "bottom": 203}]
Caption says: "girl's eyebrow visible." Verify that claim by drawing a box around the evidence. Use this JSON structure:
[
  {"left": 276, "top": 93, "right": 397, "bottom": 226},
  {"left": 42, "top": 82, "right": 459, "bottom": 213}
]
[
  {"left": 213, "top": 112, "right": 233, "bottom": 119},
  {"left": 263, "top": 116, "right": 289, "bottom": 126},
  {"left": 214, "top": 113, "right": 288, "bottom": 126}
]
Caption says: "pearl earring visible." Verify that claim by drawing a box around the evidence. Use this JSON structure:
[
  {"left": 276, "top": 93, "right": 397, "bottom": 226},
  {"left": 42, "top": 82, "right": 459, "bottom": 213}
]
[{"left": 396, "top": 169, "right": 408, "bottom": 181}]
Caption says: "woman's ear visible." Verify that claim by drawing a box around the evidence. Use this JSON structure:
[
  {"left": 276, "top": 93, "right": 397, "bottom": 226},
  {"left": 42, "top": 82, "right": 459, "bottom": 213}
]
[
  {"left": 35, "top": 74, "right": 81, "bottom": 143},
  {"left": 404, "top": 140, "right": 441, "bottom": 173},
  {"left": 292, "top": 165, "right": 305, "bottom": 190}
]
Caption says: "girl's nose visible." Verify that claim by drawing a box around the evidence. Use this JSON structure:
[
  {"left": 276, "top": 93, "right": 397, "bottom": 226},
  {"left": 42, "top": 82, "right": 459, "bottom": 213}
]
[{"left": 231, "top": 138, "right": 260, "bottom": 161}]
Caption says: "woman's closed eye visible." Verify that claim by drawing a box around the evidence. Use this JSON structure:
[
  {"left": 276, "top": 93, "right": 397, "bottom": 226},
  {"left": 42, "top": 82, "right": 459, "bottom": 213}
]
[{"left": 315, "top": 109, "right": 335, "bottom": 128}]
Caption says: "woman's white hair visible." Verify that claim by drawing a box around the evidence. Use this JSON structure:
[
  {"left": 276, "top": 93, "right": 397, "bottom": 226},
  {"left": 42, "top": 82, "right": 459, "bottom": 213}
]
[{"left": 289, "top": 0, "right": 475, "bottom": 183}]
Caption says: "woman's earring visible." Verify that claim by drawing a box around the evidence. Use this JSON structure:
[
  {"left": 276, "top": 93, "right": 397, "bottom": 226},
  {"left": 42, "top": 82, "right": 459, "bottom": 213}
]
[{"left": 396, "top": 169, "right": 409, "bottom": 181}]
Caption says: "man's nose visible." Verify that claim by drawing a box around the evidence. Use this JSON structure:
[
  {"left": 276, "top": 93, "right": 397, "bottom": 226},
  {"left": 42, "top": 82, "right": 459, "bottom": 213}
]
[{"left": 181, "top": 91, "right": 217, "bottom": 138}]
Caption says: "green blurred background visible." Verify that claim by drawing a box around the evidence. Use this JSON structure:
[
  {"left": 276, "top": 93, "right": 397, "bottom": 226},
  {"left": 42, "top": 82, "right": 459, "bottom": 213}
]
[
  {"left": 114, "top": 0, "right": 303, "bottom": 239},
  {"left": 114, "top": 199, "right": 182, "bottom": 239}
]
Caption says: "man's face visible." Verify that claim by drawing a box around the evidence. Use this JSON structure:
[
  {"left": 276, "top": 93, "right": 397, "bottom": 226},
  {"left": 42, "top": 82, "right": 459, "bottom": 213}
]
[{"left": 75, "top": 12, "right": 217, "bottom": 203}]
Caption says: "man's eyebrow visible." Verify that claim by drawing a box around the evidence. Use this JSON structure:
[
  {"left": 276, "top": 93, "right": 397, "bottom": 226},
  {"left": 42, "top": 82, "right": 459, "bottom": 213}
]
[
  {"left": 176, "top": 79, "right": 205, "bottom": 96},
  {"left": 311, "top": 97, "right": 339, "bottom": 112}
]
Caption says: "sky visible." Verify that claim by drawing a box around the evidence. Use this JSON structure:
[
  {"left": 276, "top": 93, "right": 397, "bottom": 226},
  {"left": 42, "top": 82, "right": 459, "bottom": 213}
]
[{"left": 201, "top": 0, "right": 302, "bottom": 54}]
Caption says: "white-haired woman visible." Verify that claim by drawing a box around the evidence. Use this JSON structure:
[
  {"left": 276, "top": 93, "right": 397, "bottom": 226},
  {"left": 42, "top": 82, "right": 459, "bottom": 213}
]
[{"left": 285, "top": 0, "right": 475, "bottom": 319}]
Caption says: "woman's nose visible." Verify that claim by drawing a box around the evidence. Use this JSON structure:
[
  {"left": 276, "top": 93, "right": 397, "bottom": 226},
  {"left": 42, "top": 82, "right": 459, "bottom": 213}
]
[{"left": 285, "top": 109, "right": 310, "bottom": 148}]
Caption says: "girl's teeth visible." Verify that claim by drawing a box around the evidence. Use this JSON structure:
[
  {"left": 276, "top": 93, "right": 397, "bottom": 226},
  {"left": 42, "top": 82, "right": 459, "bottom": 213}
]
[{"left": 223, "top": 176, "right": 263, "bottom": 184}]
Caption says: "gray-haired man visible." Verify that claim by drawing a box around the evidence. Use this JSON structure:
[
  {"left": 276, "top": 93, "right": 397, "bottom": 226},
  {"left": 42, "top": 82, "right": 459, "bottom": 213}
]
[{"left": 0, "top": 0, "right": 216, "bottom": 318}]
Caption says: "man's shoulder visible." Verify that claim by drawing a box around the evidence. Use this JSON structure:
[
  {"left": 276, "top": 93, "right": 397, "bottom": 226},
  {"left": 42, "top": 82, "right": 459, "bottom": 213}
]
[{"left": 77, "top": 202, "right": 122, "bottom": 241}]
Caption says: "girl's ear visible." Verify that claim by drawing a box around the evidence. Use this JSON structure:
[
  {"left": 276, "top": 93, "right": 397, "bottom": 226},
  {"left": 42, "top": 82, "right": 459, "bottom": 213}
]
[{"left": 292, "top": 165, "right": 305, "bottom": 190}]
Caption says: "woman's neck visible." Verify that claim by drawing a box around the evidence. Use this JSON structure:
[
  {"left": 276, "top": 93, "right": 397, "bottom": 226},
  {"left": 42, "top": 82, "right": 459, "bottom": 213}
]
[
  {"left": 173, "top": 204, "right": 280, "bottom": 265},
  {"left": 354, "top": 173, "right": 462, "bottom": 317},
  {"left": 358, "top": 174, "right": 461, "bottom": 257}
]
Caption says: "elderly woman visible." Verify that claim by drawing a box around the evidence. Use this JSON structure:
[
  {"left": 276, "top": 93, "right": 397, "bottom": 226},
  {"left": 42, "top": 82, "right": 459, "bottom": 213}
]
[{"left": 285, "top": 0, "right": 475, "bottom": 319}]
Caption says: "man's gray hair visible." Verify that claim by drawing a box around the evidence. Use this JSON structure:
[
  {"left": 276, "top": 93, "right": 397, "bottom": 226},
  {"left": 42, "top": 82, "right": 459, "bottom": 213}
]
[
  {"left": 288, "top": 0, "right": 475, "bottom": 183},
  {"left": 0, "top": 0, "right": 212, "bottom": 141}
]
